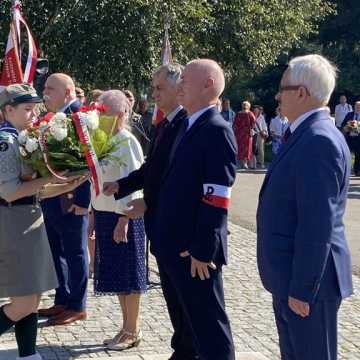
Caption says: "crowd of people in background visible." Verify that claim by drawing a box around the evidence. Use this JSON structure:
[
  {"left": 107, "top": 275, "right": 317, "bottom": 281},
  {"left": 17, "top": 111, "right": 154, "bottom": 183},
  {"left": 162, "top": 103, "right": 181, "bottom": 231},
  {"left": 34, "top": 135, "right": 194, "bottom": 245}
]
[{"left": 216, "top": 94, "right": 360, "bottom": 175}]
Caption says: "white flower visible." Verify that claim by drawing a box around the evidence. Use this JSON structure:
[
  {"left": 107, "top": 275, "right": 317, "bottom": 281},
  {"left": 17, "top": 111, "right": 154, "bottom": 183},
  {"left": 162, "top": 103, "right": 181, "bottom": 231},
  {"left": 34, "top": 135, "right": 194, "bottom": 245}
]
[
  {"left": 50, "top": 125, "right": 68, "bottom": 141},
  {"left": 18, "top": 130, "right": 28, "bottom": 145},
  {"left": 80, "top": 111, "right": 99, "bottom": 130},
  {"left": 53, "top": 112, "right": 67, "bottom": 125},
  {"left": 25, "top": 137, "right": 39, "bottom": 153}
]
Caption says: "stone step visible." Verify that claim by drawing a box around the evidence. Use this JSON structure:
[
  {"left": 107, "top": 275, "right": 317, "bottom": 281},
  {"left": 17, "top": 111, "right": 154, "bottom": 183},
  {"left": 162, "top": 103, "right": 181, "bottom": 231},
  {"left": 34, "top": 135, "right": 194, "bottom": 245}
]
[{"left": 0, "top": 348, "right": 269, "bottom": 360}]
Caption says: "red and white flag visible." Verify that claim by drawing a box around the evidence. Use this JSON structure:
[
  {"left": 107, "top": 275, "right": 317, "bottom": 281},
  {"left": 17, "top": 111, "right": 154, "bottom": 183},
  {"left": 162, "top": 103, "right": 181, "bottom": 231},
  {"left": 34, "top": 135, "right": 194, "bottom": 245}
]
[
  {"left": 0, "top": 1, "right": 37, "bottom": 89},
  {"left": 152, "top": 27, "right": 173, "bottom": 125}
]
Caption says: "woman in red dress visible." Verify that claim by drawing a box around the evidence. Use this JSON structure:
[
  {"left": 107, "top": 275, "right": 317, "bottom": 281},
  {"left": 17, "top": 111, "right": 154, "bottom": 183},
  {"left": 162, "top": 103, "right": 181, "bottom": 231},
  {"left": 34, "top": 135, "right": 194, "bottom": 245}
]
[{"left": 233, "top": 101, "right": 256, "bottom": 168}]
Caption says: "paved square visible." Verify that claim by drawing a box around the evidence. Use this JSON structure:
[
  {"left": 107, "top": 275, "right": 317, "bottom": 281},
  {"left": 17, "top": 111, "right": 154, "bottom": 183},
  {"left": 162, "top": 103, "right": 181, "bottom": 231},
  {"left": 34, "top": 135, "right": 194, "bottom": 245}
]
[{"left": 1, "top": 223, "right": 359, "bottom": 359}]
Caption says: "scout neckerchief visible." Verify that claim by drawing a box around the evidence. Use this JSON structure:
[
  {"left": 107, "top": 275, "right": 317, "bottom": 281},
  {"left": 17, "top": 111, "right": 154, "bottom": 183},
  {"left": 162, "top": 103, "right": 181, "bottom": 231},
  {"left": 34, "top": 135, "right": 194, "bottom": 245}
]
[{"left": 0, "top": 120, "right": 18, "bottom": 137}]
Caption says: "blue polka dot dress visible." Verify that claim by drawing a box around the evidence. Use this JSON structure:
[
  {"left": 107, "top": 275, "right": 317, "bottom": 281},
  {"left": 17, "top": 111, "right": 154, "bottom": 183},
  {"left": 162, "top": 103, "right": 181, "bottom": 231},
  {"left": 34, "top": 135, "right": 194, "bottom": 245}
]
[{"left": 93, "top": 210, "right": 147, "bottom": 295}]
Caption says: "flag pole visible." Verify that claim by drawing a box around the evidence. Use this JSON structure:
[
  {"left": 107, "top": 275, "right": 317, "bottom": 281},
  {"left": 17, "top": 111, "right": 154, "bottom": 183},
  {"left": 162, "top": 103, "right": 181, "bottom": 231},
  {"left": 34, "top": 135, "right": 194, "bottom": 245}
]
[
  {"left": 162, "top": 15, "right": 172, "bottom": 64},
  {"left": 11, "top": 1, "right": 23, "bottom": 82},
  {"left": 12, "top": 0, "right": 21, "bottom": 59}
]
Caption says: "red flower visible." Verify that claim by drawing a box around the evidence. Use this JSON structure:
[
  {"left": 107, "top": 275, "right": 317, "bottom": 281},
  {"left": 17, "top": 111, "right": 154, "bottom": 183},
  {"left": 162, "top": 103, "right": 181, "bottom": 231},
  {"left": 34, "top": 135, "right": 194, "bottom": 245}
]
[
  {"left": 43, "top": 112, "right": 55, "bottom": 122},
  {"left": 33, "top": 112, "right": 55, "bottom": 127},
  {"left": 79, "top": 103, "right": 107, "bottom": 114}
]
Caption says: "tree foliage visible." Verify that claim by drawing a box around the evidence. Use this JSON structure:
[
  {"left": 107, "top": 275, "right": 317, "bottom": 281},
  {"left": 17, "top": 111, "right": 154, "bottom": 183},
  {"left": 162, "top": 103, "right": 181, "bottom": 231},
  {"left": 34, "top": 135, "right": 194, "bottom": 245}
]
[
  {"left": 0, "top": 0, "right": 332, "bottom": 92},
  {"left": 226, "top": 1, "right": 360, "bottom": 114},
  {"left": 316, "top": 0, "right": 360, "bottom": 96}
]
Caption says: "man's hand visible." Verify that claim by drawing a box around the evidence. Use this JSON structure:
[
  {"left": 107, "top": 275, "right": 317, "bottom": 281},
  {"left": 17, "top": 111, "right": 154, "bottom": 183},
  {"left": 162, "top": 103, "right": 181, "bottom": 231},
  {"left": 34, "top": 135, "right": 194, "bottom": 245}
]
[
  {"left": 68, "top": 204, "right": 89, "bottom": 216},
  {"left": 124, "top": 198, "right": 147, "bottom": 219},
  {"left": 113, "top": 217, "right": 129, "bottom": 243},
  {"left": 288, "top": 296, "right": 310, "bottom": 317},
  {"left": 180, "top": 251, "right": 217, "bottom": 280},
  {"left": 103, "top": 182, "right": 119, "bottom": 196}
]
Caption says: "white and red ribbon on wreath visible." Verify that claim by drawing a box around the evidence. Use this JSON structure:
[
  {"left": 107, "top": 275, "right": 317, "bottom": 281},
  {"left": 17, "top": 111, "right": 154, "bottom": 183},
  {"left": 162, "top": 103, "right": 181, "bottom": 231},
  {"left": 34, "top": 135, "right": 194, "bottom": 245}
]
[
  {"left": 38, "top": 106, "right": 105, "bottom": 196},
  {"left": 71, "top": 112, "right": 103, "bottom": 196}
]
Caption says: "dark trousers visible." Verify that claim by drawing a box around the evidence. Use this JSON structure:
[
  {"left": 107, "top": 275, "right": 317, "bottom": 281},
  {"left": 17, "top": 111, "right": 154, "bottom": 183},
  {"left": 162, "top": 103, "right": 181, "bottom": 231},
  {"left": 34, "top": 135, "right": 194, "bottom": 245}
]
[
  {"left": 157, "top": 257, "right": 235, "bottom": 360},
  {"left": 157, "top": 260, "right": 198, "bottom": 359},
  {"left": 273, "top": 296, "right": 341, "bottom": 360},
  {"left": 43, "top": 213, "right": 89, "bottom": 311},
  {"left": 347, "top": 136, "right": 360, "bottom": 174}
]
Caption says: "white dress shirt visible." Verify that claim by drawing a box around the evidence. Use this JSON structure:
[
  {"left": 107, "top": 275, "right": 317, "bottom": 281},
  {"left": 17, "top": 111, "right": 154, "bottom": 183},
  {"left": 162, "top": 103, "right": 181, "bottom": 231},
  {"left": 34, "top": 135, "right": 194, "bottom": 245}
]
[
  {"left": 167, "top": 105, "right": 183, "bottom": 123},
  {"left": 335, "top": 103, "right": 352, "bottom": 127},
  {"left": 254, "top": 114, "right": 268, "bottom": 134},
  {"left": 59, "top": 98, "right": 78, "bottom": 113},
  {"left": 187, "top": 105, "right": 216, "bottom": 130},
  {"left": 290, "top": 107, "right": 327, "bottom": 133},
  {"left": 270, "top": 115, "right": 288, "bottom": 137},
  {"left": 91, "top": 128, "right": 144, "bottom": 214}
]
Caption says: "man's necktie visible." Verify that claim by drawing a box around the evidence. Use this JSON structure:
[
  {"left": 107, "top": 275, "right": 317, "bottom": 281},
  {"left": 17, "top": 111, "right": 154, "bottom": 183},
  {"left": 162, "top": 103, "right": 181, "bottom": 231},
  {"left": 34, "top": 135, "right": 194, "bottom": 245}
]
[
  {"left": 169, "top": 118, "right": 189, "bottom": 163},
  {"left": 154, "top": 118, "right": 169, "bottom": 148},
  {"left": 282, "top": 127, "right": 292, "bottom": 143}
]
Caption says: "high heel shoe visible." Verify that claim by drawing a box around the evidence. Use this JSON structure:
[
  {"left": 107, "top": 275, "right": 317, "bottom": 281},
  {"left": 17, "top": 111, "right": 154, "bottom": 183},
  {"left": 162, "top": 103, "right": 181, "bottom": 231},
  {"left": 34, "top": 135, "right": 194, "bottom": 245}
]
[
  {"left": 106, "top": 329, "right": 142, "bottom": 351},
  {"left": 103, "top": 329, "right": 124, "bottom": 345}
]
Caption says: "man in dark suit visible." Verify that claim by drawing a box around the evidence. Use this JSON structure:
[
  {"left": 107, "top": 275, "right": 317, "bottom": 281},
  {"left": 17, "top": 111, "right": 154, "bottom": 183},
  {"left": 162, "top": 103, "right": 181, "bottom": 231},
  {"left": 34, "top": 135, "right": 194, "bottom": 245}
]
[
  {"left": 38, "top": 73, "right": 90, "bottom": 325},
  {"left": 257, "top": 54, "right": 353, "bottom": 359},
  {"left": 155, "top": 59, "right": 236, "bottom": 360},
  {"left": 104, "top": 63, "right": 199, "bottom": 359},
  {"left": 341, "top": 101, "right": 360, "bottom": 176}
]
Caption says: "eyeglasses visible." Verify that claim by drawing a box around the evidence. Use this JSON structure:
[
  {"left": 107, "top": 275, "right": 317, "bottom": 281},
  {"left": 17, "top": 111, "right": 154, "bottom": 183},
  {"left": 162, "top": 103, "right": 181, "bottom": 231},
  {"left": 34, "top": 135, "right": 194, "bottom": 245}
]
[{"left": 278, "top": 85, "right": 310, "bottom": 95}]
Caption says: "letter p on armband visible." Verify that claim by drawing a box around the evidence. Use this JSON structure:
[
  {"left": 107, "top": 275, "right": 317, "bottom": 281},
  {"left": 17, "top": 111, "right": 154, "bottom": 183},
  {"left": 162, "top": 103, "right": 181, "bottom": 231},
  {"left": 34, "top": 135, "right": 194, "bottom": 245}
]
[{"left": 202, "top": 183, "right": 231, "bottom": 209}]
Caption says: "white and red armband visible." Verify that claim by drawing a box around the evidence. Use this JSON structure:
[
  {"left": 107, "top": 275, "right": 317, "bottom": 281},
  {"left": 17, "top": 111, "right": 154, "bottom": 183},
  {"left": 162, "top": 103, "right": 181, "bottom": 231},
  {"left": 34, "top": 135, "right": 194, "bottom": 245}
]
[{"left": 202, "top": 184, "right": 232, "bottom": 209}]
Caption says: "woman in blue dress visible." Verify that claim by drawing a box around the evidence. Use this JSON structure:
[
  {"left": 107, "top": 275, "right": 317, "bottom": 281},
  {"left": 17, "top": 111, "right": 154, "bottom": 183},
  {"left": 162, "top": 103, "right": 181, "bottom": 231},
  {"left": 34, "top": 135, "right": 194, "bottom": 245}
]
[{"left": 89, "top": 90, "right": 146, "bottom": 350}]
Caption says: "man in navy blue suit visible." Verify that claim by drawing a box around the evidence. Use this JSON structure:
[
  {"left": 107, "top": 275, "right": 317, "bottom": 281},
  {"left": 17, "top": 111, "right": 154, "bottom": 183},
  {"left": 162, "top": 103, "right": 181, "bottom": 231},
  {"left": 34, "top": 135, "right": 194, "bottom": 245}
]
[
  {"left": 38, "top": 74, "right": 90, "bottom": 326},
  {"left": 152, "top": 59, "right": 236, "bottom": 360},
  {"left": 257, "top": 54, "right": 353, "bottom": 360}
]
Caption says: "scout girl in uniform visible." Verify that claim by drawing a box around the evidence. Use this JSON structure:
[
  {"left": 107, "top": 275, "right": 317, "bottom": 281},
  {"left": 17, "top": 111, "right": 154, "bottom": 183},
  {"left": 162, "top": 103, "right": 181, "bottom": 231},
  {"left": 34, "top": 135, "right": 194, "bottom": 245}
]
[{"left": 0, "top": 84, "right": 80, "bottom": 360}]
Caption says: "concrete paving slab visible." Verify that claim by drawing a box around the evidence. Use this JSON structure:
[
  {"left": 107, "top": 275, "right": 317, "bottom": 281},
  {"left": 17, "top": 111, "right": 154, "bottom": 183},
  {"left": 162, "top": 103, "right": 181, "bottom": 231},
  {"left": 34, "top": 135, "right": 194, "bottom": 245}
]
[
  {"left": 0, "top": 346, "right": 269, "bottom": 360},
  {"left": 1, "top": 222, "right": 360, "bottom": 359}
]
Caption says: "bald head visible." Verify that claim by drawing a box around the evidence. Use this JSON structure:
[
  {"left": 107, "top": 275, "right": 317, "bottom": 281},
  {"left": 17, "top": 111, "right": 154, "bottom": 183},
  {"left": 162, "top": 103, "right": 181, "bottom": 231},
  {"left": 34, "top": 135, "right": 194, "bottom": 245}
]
[
  {"left": 177, "top": 58, "right": 225, "bottom": 115},
  {"left": 49, "top": 73, "right": 76, "bottom": 91},
  {"left": 43, "top": 73, "right": 77, "bottom": 112},
  {"left": 187, "top": 59, "right": 225, "bottom": 97}
]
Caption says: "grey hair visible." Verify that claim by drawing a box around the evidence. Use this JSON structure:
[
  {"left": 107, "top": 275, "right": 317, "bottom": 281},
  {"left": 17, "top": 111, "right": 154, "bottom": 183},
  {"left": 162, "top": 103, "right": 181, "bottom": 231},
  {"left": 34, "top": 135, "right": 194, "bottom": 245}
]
[
  {"left": 287, "top": 54, "right": 337, "bottom": 104},
  {"left": 153, "top": 63, "right": 184, "bottom": 85},
  {"left": 98, "top": 90, "right": 130, "bottom": 117}
]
